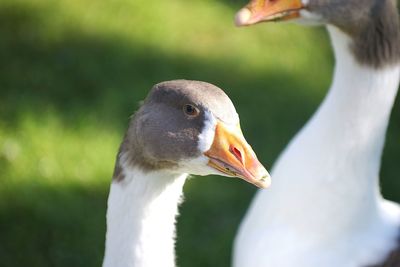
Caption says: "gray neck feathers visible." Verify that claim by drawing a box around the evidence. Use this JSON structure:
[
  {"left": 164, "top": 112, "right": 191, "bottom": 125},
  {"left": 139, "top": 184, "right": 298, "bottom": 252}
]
[
  {"left": 112, "top": 113, "right": 178, "bottom": 182},
  {"left": 350, "top": 0, "right": 400, "bottom": 68}
]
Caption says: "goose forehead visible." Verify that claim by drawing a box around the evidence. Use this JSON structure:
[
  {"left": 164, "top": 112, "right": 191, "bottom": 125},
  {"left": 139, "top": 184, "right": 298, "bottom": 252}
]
[{"left": 148, "top": 80, "right": 239, "bottom": 125}]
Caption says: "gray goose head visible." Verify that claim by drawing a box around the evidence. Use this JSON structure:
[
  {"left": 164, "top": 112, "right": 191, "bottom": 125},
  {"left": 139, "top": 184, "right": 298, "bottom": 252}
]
[
  {"left": 114, "top": 80, "right": 270, "bottom": 188},
  {"left": 235, "top": 0, "right": 400, "bottom": 68}
]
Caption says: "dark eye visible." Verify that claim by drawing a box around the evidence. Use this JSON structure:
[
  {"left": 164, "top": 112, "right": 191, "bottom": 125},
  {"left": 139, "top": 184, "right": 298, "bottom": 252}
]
[{"left": 183, "top": 104, "right": 200, "bottom": 117}]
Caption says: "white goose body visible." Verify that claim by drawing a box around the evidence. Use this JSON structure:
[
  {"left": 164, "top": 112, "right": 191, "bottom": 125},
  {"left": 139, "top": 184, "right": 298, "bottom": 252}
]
[
  {"left": 234, "top": 0, "right": 400, "bottom": 266},
  {"left": 101, "top": 80, "right": 270, "bottom": 267},
  {"left": 234, "top": 25, "right": 400, "bottom": 267}
]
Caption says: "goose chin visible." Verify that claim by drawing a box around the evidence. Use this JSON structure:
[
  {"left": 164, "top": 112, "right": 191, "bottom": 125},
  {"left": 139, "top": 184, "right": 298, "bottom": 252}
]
[{"left": 208, "top": 157, "right": 271, "bottom": 188}]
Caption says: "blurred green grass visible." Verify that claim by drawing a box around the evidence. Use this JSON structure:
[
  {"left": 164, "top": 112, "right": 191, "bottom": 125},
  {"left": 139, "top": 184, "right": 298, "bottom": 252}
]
[{"left": 0, "top": 0, "right": 398, "bottom": 266}]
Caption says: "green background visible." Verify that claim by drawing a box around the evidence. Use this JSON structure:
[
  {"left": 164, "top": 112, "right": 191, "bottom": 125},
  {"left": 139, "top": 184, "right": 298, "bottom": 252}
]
[{"left": 0, "top": 0, "right": 399, "bottom": 266}]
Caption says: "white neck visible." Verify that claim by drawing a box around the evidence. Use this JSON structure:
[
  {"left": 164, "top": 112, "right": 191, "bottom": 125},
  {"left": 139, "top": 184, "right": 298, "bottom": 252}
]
[
  {"left": 268, "top": 25, "right": 400, "bottom": 229},
  {"left": 235, "top": 26, "right": 400, "bottom": 266},
  {"left": 103, "top": 167, "right": 187, "bottom": 267}
]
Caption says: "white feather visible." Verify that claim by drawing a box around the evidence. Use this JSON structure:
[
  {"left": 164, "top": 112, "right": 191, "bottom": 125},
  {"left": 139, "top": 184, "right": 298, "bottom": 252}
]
[{"left": 233, "top": 26, "right": 400, "bottom": 267}]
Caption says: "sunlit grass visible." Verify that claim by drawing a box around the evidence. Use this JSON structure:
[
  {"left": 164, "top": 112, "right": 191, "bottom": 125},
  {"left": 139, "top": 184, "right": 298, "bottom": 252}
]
[{"left": 0, "top": 113, "right": 117, "bottom": 187}]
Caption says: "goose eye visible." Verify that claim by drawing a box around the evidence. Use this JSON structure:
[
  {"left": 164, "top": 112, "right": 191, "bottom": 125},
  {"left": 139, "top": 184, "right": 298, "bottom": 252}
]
[{"left": 183, "top": 104, "right": 200, "bottom": 117}]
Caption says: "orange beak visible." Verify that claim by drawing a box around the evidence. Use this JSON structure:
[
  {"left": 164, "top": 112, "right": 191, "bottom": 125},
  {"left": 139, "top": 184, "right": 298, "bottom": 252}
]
[
  {"left": 235, "top": 0, "right": 304, "bottom": 26},
  {"left": 204, "top": 122, "right": 270, "bottom": 189}
]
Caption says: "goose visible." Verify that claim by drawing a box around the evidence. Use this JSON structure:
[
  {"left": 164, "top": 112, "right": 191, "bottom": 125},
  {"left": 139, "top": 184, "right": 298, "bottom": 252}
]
[
  {"left": 233, "top": 0, "right": 400, "bottom": 266},
  {"left": 102, "top": 80, "right": 271, "bottom": 267}
]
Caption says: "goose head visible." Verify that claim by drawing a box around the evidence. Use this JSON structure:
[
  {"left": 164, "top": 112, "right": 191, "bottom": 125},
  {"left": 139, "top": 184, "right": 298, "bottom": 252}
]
[
  {"left": 235, "top": 0, "right": 397, "bottom": 32},
  {"left": 118, "top": 80, "right": 270, "bottom": 188},
  {"left": 235, "top": 0, "right": 400, "bottom": 68}
]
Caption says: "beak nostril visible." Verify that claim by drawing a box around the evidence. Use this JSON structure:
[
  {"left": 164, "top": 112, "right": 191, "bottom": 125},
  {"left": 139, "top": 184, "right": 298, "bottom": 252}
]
[{"left": 230, "top": 145, "right": 244, "bottom": 164}]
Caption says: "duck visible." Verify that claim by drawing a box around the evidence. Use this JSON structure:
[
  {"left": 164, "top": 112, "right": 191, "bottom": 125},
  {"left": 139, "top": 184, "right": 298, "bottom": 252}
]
[
  {"left": 233, "top": 0, "right": 400, "bottom": 266},
  {"left": 101, "top": 80, "right": 271, "bottom": 267}
]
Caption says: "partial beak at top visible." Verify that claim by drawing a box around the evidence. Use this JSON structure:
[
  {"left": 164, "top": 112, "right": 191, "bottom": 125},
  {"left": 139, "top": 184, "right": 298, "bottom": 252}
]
[
  {"left": 235, "top": 0, "right": 304, "bottom": 26},
  {"left": 204, "top": 122, "right": 271, "bottom": 189}
]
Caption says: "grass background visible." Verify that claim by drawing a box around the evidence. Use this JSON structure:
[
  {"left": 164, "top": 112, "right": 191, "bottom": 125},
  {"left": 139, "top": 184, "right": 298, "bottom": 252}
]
[{"left": 0, "top": 0, "right": 399, "bottom": 266}]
